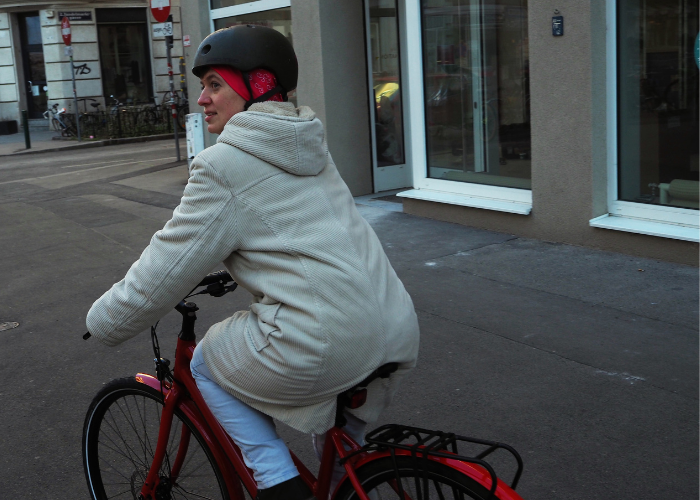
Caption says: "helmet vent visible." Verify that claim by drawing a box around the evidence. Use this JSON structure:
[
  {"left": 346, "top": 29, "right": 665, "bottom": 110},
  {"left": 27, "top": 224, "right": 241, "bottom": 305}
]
[{"left": 201, "top": 44, "right": 211, "bottom": 54}]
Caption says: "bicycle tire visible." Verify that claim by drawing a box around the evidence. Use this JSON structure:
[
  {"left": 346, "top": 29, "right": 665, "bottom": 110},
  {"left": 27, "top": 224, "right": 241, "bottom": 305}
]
[
  {"left": 83, "top": 377, "right": 231, "bottom": 500},
  {"left": 333, "top": 455, "right": 506, "bottom": 500}
]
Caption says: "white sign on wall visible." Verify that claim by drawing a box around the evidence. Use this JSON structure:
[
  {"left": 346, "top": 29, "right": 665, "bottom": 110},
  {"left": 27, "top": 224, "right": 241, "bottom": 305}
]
[{"left": 152, "top": 22, "right": 173, "bottom": 38}]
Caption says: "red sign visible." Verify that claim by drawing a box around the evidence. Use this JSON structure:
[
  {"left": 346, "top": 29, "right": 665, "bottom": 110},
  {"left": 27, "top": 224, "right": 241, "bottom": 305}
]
[
  {"left": 150, "top": 0, "right": 171, "bottom": 23},
  {"left": 61, "top": 16, "right": 71, "bottom": 46}
]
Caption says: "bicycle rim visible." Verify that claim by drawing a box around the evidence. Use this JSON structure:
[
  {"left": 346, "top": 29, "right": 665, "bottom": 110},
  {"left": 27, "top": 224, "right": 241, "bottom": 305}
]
[
  {"left": 83, "top": 377, "right": 230, "bottom": 500},
  {"left": 333, "top": 455, "right": 499, "bottom": 500}
]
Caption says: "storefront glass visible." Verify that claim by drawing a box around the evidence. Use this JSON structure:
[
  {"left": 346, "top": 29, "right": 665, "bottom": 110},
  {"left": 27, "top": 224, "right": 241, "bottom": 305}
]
[
  {"left": 421, "top": 0, "right": 531, "bottom": 189},
  {"left": 369, "top": 0, "right": 405, "bottom": 167},
  {"left": 214, "top": 8, "right": 295, "bottom": 104},
  {"left": 617, "top": 0, "right": 699, "bottom": 209},
  {"left": 97, "top": 11, "right": 153, "bottom": 105}
]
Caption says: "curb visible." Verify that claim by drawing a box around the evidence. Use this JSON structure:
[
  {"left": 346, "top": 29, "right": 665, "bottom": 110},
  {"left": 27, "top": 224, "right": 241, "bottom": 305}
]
[{"left": 1, "top": 132, "right": 185, "bottom": 157}]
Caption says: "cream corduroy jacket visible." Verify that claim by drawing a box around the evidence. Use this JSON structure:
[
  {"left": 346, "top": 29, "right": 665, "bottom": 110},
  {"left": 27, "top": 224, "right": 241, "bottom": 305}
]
[{"left": 87, "top": 102, "right": 420, "bottom": 434}]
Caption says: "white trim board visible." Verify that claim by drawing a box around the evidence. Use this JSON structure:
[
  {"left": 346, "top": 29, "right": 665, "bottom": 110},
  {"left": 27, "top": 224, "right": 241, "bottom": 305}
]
[
  {"left": 398, "top": 189, "right": 531, "bottom": 215},
  {"left": 590, "top": 214, "right": 700, "bottom": 243},
  {"left": 210, "top": 0, "right": 291, "bottom": 21}
]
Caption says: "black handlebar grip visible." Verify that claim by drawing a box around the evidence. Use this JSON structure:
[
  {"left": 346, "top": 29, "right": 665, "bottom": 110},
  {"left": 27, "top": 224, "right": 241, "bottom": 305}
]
[{"left": 197, "top": 270, "right": 233, "bottom": 288}]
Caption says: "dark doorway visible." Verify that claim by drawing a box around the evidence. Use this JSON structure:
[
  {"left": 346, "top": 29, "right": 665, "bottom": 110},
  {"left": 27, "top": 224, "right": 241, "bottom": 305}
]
[
  {"left": 96, "top": 8, "right": 153, "bottom": 105},
  {"left": 18, "top": 12, "right": 47, "bottom": 118}
]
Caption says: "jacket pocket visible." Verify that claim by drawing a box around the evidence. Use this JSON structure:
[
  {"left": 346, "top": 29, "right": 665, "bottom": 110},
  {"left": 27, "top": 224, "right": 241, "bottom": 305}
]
[{"left": 248, "top": 300, "right": 282, "bottom": 352}]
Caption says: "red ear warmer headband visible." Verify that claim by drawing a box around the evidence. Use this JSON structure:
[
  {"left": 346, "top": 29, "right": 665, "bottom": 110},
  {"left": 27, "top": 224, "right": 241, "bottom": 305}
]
[{"left": 211, "top": 66, "right": 283, "bottom": 103}]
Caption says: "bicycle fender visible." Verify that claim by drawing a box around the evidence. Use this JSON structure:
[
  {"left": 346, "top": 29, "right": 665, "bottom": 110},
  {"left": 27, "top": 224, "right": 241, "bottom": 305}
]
[
  {"left": 335, "top": 448, "right": 525, "bottom": 500},
  {"left": 133, "top": 374, "right": 248, "bottom": 500}
]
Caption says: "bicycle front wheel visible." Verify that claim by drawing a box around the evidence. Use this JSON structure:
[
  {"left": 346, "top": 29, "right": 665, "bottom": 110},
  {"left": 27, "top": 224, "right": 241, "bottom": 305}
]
[
  {"left": 83, "top": 377, "right": 231, "bottom": 500},
  {"left": 333, "top": 455, "right": 512, "bottom": 500}
]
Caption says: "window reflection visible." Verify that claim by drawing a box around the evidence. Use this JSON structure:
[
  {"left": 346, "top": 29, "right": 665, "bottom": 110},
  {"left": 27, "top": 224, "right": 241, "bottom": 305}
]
[
  {"left": 370, "top": 0, "right": 405, "bottom": 166},
  {"left": 98, "top": 23, "right": 152, "bottom": 104},
  {"left": 618, "top": 0, "right": 699, "bottom": 209},
  {"left": 421, "top": 0, "right": 531, "bottom": 189}
]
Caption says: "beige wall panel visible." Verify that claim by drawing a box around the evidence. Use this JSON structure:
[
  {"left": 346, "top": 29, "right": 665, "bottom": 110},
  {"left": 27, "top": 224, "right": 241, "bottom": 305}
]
[
  {"left": 42, "top": 24, "right": 97, "bottom": 45},
  {"left": 0, "top": 12, "right": 9, "bottom": 30},
  {"left": 45, "top": 60, "right": 102, "bottom": 82},
  {"left": 0, "top": 101, "right": 19, "bottom": 121},
  {"left": 47, "top": 79, "right": 102, "bottom": 100},
  {"left": 0, "top": 65, "right": 15, "bottom": 84},
  {"left": 0, "top": 30, "right": 11, "bottom": 48},
  {"left": 0, "top": 46, "right": 13, "bottom": 65},
  {"left": 152, "top": 42, "right": 183, "bottom": 58},
  {"left": 43, "top": 42, "right": 99, "bottom": 64},
  {"left": 0, "top": 83, "right": 18, "bottom": 102}
]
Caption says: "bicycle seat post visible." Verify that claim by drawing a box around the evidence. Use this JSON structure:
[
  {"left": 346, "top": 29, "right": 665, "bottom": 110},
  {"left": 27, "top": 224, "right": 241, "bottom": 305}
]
[{"left": 175, "top": 300, "right": 199, "bottom": 341}]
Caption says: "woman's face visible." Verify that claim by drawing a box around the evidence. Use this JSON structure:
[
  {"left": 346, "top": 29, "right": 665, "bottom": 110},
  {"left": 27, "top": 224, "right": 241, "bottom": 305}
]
[{"left": 197, "top": 68, "right": 246, "bottom": 134}]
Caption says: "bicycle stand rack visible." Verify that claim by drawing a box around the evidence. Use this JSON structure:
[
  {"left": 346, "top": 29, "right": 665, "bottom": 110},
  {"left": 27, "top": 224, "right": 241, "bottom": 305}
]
[{"left": 345, "top": 423, "right": 524, "bottom": 500}]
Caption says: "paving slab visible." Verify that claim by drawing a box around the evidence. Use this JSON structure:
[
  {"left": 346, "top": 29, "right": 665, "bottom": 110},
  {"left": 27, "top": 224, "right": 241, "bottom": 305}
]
[
  {"left": 113, "top": 164, "right": 189, "bottom": 197},
  {"left": 397, "top": 264, "right": 697, "bottom": 398},
  {"left": 435, "top": 237, "right": 699, "bottom": 329}
]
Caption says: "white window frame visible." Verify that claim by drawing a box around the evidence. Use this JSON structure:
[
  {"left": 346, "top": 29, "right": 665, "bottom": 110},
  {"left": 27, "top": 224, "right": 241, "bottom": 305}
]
[
  {"left": 590, "top": 0, "right": 700, "bottom": 242},
  {"left": 397, "top": 0, "right": 532, "bottom": 215},
  {"left": 209, "top": 0, "right": 291, "bottom": 31}
]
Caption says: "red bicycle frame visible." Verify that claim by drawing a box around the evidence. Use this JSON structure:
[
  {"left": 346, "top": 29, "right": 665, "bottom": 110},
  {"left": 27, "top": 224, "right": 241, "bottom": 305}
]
[{"left": 130, "top": 297, "right": 523, "bottom": 500}]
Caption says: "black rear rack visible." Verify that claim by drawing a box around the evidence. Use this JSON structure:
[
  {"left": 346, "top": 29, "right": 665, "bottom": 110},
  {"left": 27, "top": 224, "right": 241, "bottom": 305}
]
[{"left": 346, "top": 424, "right": 523, "bottom": 500}]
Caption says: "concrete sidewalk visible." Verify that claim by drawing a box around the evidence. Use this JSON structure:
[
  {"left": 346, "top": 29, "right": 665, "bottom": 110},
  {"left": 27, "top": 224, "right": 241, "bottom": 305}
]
[
  {"left": 0, "top": 129, "right": 184, "bottom": 156},
  {"left": 0, "top": 144, "right": 697, "bottom": 499}
]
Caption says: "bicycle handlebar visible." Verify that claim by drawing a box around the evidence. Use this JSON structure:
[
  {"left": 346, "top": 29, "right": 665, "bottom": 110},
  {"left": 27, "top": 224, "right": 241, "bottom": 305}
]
[
  {"left": 83, "top": 270, "right": 235, "bottom": 340},
  {"left": 197, "top": 270, "right": 233, "bottom": 288}
]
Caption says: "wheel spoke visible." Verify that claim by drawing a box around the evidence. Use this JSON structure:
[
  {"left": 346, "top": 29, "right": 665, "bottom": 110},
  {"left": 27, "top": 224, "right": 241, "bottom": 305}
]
[{"left": 85, "top": 380, "right": 227, "bottom": 500}]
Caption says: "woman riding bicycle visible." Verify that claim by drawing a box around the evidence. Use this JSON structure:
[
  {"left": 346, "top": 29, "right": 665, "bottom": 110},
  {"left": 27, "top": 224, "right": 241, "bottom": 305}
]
[{"left": 86, "top": 25, "right": 420, "bottom": 500}]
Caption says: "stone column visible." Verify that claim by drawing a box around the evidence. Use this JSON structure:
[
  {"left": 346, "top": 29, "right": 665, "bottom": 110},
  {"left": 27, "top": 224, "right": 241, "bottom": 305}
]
[{"left": 292, "top": 0, "right": 373, "bottom": 196}]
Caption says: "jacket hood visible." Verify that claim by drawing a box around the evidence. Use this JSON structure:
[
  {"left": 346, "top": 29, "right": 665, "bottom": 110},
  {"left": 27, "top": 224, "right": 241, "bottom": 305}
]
[{"left": 217, "top": 102, "right": 328, "bottom": 176}]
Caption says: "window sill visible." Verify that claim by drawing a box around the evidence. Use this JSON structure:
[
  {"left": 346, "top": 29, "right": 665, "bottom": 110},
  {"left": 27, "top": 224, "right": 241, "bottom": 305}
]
[
  {"left": 397, "top": 189, "right": 532, "bottom": 215},
  {"left": 589, "top": 214, "right": 700, "bottom": 243}
]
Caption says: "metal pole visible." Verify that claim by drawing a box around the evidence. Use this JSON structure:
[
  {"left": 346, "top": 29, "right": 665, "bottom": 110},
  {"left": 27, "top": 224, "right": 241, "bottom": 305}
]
[
  {"left": 21, "top": 110, "right": 31, "bottom": 149},
  {"left": 166, "top": 15, "right": 180, "bottom": 161},
  {"left": 69, "top": 54, "right": 81, "bottom": 141}
]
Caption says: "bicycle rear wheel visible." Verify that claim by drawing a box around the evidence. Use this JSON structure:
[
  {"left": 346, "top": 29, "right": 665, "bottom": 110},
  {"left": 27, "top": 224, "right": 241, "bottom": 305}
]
[
  {"left": 83, "top": 377, "right": 231, "bottom": 500},
  {"left": 333, "top": 455, "right": 511, "bottom": 500}
]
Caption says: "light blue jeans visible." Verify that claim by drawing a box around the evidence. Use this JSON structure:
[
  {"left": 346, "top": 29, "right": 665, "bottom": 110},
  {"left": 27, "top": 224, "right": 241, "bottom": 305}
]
[{"left": 190, "top": 342, "right": 367, "bottom": 490}]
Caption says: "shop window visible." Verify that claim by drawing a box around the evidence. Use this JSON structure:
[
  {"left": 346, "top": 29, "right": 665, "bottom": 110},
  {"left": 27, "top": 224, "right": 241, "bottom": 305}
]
[
  {"left": 213, "top": 7, "right": 294, "bottom": 104},
  {"left": 420, "top": 0, "right": 531, "bottom": 190},
  {"left": 617, "top": 0, "right": 699, "bottom": 210},
  {"left": 96, "top": 8, "right": 153, "bottom": 105}
]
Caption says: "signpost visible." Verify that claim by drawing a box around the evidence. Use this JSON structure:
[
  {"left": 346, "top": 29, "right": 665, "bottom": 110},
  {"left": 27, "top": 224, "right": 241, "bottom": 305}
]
[
  {"left": 150, "top": 0, "right": 179, "bottom": 161},
  {"left": 61, "top": 16, "right": 81, "bottom": 141}
]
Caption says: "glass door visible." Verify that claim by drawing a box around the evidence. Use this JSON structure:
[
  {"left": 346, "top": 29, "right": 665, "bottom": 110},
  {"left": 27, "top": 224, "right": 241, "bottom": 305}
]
[
  {"left": 18, "top": 12, "right": 47, "bottom": 119},
  {"left": 366, "top": 0, "right": 410, "bottom": 192}
]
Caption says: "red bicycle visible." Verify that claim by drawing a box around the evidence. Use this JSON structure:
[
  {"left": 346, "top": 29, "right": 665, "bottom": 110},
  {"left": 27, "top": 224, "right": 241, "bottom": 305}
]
[{"left": 82, "top": 271, "right": 526, "bottom": 500}]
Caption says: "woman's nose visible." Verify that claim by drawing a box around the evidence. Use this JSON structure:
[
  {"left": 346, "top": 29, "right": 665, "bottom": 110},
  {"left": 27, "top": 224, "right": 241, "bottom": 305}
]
[{"left": 197, "top": 89, "right": 211, "bottom": 106}]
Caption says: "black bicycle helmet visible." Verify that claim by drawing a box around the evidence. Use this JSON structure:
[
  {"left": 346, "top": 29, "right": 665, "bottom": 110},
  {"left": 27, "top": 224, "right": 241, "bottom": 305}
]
[{"left": 192, "top": 25, "right": 298, "bottom": 109}]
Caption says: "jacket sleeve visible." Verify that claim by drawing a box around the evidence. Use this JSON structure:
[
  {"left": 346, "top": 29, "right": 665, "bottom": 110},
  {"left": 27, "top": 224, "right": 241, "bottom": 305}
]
[{"left": 86, "top": 157, "right": 239, "bottom": 347}]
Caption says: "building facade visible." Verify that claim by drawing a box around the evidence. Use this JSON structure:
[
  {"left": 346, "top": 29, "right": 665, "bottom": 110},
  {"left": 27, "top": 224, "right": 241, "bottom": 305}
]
[
  {"left": 180, "top": 0, "right": 698, "bottom": 265},
  {"left": 0, "top": 0, "right": 185, "bottom": 124}
]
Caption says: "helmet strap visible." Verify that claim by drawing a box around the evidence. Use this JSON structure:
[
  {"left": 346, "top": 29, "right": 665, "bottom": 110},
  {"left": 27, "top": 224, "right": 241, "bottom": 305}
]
[{"left": 243, "top": 85, "right": 286, "bottom": 111}]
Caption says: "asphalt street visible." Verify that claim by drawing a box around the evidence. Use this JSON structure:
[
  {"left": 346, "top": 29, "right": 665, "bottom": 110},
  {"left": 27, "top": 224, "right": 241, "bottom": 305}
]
[{"left": 0, "top": 140, "right": 697, "bottom": 499}]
